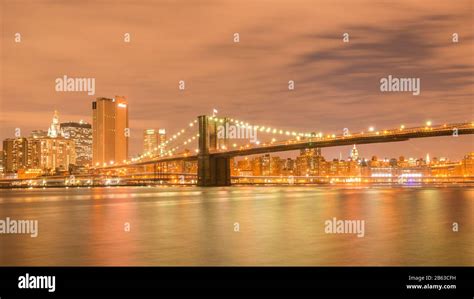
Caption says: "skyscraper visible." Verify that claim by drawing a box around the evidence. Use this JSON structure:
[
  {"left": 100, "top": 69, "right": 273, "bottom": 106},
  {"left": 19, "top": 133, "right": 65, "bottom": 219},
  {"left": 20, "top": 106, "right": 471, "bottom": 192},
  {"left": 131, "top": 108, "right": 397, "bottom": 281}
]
[
  {"left": 143, "top": 129, "right": 167, "bottom": 155},
  {"left": 61, "top": 120, "right": 92, "bottom": 166},
  {"left": 38, "top": 137, "right": 76, "bottom": 172},
  {"left": 3, "top": 138, "right": 30, "bottom": 174},
  {"left": 158, "top": 129, "right": 166, "bottom": 154},
  {"left": 296, "top": 148, "right": 326, "bottom": 176},
  {"left": 158, "top": 129, "right": 166, "bottom": 139},
  {"left": 350, "top": 144, "right": 359, "bottom": 161},
  {"left": 300, "top": 148, "right": 321, "bottom": 157},
  {"left": 47, "top": 110, "right": 62, "bottom": 138},
  {"left": 461, "top": 152, "right": 474, "bottom": 176},
  {"left": 143, "top": 129, "right": 158, "bottom": 154},
  {"left": 92, "top": 96, "right": 129, "bottom": 166},
  {"left": 2, "top": 137, "right": 47, "bottom": 174}
]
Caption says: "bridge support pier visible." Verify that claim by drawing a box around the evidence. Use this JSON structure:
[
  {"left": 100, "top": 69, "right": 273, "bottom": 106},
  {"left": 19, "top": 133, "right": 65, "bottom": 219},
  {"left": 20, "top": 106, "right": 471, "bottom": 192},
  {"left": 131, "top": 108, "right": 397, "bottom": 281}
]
[
  {"left": 197, "top": 115, "right": 231, "bottom": 186},
  {"left": 197, "top": 155, "right": 231, "bottom": 186}
]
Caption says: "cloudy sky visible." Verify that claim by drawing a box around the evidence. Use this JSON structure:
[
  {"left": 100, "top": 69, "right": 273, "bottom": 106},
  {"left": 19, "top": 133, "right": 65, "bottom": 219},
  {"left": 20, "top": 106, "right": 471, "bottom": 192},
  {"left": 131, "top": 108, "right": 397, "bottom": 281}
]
[{"left": 1, "top": 0, "right": 473, "bottom": 159}]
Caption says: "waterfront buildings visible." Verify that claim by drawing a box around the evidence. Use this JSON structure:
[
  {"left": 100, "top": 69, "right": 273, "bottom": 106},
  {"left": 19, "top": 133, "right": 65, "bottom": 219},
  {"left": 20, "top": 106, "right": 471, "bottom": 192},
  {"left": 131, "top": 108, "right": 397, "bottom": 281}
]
[
  {"left": 3, "top": 138, "right": 33, "bottom": 174},
  {"left": 231, "top": 147, "right": 474, "bottom": 179},
  {"left": 2, "top": 111, "right": 77, "bottom": 177},
  {"left": 3, "top": 136, "right": 75, "bottom": 176}
]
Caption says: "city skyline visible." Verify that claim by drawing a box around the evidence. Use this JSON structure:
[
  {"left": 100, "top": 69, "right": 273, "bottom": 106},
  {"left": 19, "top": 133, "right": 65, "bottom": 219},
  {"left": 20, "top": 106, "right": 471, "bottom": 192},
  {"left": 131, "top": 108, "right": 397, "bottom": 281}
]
[
  {"left": 5, "top": 107, "right": 472, "bottom": 163},
  {"left": 1, "top": 0, "right": 473, "bottom": 160},
  {"left": 2, "top": 103, "right": 472, "bottom": 182},
  {"left": 2, "top": 103, "right": 473, "bottom": 161},
  {"left": 0, "top": 1, "right": 473, "bottom": 287}
]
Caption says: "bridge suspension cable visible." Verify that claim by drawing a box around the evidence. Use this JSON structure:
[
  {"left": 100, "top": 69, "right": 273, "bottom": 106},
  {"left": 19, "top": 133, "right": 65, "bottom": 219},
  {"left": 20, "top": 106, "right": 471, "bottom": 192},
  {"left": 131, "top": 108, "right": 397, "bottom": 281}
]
[{"left": 208, "top": 116, "right": 326, "bottom": 138}]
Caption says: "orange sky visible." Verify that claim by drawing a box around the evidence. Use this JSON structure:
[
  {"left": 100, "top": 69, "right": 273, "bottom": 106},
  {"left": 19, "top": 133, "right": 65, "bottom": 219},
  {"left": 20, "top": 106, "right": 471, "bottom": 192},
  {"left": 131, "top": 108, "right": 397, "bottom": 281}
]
[{"left": 1, "top": 0, "right": 473, "bottom": 159}]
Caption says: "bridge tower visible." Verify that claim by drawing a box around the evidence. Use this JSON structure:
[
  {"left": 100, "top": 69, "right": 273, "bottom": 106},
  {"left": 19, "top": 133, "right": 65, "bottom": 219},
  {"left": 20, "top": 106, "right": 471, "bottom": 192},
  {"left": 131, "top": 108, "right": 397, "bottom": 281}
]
[{"left": 197, "top": 115, "right": 231, "bottom": 186}]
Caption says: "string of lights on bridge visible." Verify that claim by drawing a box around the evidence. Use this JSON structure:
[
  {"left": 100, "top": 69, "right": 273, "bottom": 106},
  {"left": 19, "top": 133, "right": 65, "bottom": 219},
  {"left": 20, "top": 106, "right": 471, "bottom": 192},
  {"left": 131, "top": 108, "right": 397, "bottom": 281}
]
[
  {"left": 130, "top": 119, "right": 200, "bottom": 162},
  {"left": 121, "top": 116, "right": 472, "bottom": 165}
]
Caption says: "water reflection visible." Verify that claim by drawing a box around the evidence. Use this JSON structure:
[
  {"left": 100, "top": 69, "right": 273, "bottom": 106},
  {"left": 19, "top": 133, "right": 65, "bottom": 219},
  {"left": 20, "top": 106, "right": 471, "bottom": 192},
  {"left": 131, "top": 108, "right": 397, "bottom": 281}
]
[{"left": 0, "top": 186, "right": 472, "bottom": 266}]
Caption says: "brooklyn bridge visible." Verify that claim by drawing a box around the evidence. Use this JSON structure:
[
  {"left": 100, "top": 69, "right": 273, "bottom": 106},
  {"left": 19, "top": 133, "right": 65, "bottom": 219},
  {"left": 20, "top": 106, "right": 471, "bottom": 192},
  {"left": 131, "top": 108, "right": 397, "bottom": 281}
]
[{"left": 90, "top": 116, "right": 473, "bottom": 186}]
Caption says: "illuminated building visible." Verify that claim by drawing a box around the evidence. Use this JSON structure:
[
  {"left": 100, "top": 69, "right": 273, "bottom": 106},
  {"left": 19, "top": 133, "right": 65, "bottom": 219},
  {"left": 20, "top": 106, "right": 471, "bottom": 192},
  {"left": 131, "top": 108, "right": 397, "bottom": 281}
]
[
  {"left": 301, "top": 148, "right": 321, "bottom": 156},
  {"left": 184, "top": 160, "right": 198, "bottom": 173},
  {"left": 143, "top": 129, "right": 158, "bottom": 154},
  {"left": 261, "top": 154, "right": 271, "bottom": 176},
  {"left": 158, "top": 129, "right": 167, "bottom": 154},
  {"left": 461, "top": 152, "right": 474, "bottom": 176},
  {"left": 256, "top": 154, "right": 283, "bottom": 176},
  {"left": 236, "top": 157, "right": 252, "bottom": 176},
  {"left": 17, "top": 168, "right": 43, "bottom": 179},
  {"left": 3, "top": 111, "right": 78, "bottom": 175},
  {"left": 367, "top": 156, "right": 380, "bottom": 167},
  {"left": 38, "top": 137, "right": 76, "bottom": 172},
  {"left": 251, "top": 156, "right": 262, "bottom": 176},
  {"left": 92, "top": 96, "right": 129, "bottom": 166},
  {"left": 0, "top": 150, "right": 3, "bottom": 176},
  {"left": 3, "top": 138, "right": 28, "bottom": 174},
  {"left": 350, "top": 144, "right": 359, "bottom": 160},
  {"left": 348, "top": 159, "right": 360, "bottom": 176},
  {"left": 329, "top": 159, "right": 345, "bottom": 176},
  {"left": 38, "top": 111, "right": 77, "bottom": 172},
  {"left": 399, "top": 166, "right": 430, "bottom": 179},
  {"left": 61, "top": 121, "right": 92, "bottom": 166},
  {"left": 281, "top": 158, "right": 295, "bottom": 176},
  {"left": 295, "top": 148, "right": 326, "bottom": 176},
  {"left": 370, "top": 167, "right": 394, "bottom": 181},
  {"left": 2, "top": 138, "right": 41, "bottom": 174},
  {"left": 397, "top": 156, "right": 408, "bottom": 168},
  {"left": 47, "top": 110, "right": 62, "bottom": 138},
  {"left": 407, "top": 157, "right": 417, "bottom": 167},
  {"left": 30, "top": 130, "right": 48, "bottom": 138},
  {"left": 143, "top": 129, "right": 166, "bottom": 155},
  {"left": 389, "top": 158, "right": 398, "bottom": 167},
  {"left": 270, "top": 156, "right": 282, "bottom": 176},
  {"left": 430, "top": 159, "right": 462, "bottom": 177}
]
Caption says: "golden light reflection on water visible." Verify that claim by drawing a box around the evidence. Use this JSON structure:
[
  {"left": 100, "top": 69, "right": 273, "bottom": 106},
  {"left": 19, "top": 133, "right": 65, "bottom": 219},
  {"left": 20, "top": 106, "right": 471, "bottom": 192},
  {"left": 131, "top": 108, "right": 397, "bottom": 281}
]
[{"left": 0, "top": 186, "right": 472, "bottom": 266}]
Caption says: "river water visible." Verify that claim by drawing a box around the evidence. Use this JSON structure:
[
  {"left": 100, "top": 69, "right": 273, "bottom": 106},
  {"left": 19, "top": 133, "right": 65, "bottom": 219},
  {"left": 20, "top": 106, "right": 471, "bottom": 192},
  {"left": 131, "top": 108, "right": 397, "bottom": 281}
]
[{"left": 0, "top": 186, "right": 472, "bottom": 266}]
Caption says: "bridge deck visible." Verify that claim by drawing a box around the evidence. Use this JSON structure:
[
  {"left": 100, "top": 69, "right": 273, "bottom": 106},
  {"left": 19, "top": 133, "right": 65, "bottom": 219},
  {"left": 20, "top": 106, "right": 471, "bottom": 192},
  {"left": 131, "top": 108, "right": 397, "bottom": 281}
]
[{"left": 100, "top": 122, "right": 473, "bottom": 169}]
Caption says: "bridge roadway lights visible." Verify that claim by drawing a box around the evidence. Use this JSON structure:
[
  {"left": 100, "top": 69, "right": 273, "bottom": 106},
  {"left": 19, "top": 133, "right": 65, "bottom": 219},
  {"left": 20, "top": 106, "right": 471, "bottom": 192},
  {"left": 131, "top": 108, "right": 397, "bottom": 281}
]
[{"left": 197, "top": 115, "right": 231, "bottom": 186}]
